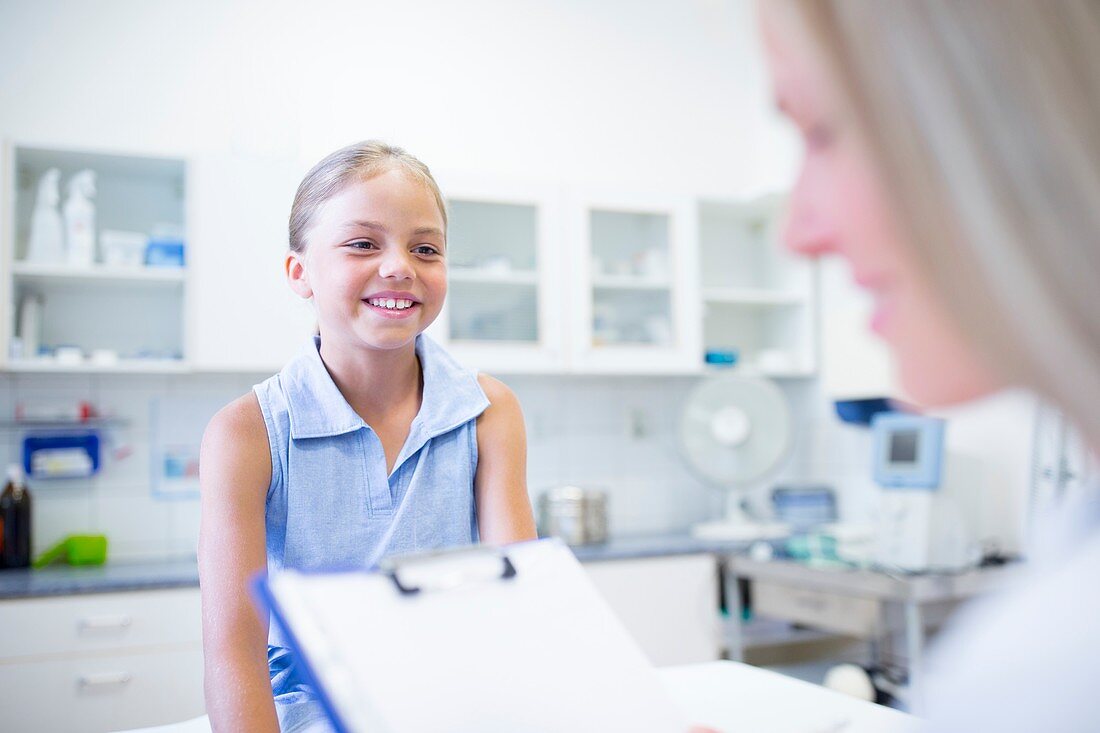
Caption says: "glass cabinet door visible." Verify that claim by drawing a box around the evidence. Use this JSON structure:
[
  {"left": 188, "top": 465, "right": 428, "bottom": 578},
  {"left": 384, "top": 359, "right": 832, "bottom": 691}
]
[
  {"left": 428, "top": 179, "right": 564, "bottom": 373},
  {"left": 446, "top": 199, "right": 540, "bottom": 344},
  {"left": 570, "top": 191, "right": 701, "bottom": 373},
  {"left": 589, "top": 210, "right": 674, "bottom": 347}
]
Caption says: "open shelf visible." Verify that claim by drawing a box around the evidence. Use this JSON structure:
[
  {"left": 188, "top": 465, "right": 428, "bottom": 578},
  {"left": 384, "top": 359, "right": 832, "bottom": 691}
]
[
  {"left": 448, "top": 267, "right": 539, "bottom": 285},
  {"left": 702, "top": 287, "right": 807, "bottom": 307},
  {"left": 592, "top": 274, "right": 672, "bottom": 291},
  {"left": 698, "top": 197, "right": 817, "bottom": 375},
  {"left": 4, "top": 358, "right": 189, "bottom": 374},
  {"left": 12, "top": 261, "right": 185, "bottom": 286}
]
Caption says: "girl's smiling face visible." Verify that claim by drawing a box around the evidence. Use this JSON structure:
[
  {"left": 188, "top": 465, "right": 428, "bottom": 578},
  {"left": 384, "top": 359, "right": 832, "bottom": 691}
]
[
  {"left": 287, "top": 166, "right": 448, "bottom": 353},
  {"left": 761, "top": 6, "right": 1002, "bottom": 406}
]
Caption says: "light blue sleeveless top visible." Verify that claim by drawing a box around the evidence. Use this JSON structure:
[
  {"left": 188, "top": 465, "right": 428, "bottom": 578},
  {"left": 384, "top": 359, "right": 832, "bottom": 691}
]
[{"left": 253, "top": 333, "right": 489, "bottom": 731}]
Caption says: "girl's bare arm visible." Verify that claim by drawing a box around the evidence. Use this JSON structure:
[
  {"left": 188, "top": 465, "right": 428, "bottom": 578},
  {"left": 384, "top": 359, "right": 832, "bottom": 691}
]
[
  {"left": 199, "top": 393, "right": 279, "bottom": 733},
  {"left": 474, "top": 375, "right": 538, "bottom": 544}
]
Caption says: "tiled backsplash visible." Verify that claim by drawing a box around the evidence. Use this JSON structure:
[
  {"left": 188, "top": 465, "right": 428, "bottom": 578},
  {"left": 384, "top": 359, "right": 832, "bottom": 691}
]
[{"left": 0, "top": 370, "right": 891, "bottom": 562}]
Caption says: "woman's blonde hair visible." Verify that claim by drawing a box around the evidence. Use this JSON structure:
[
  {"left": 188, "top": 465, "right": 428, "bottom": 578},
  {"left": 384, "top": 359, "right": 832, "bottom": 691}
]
[
  {"left": 288, "top": 140, "right": 447, "bottom": 253},
  {"left": 786, "top": 0, "right": 1100, "bottom": 445}
]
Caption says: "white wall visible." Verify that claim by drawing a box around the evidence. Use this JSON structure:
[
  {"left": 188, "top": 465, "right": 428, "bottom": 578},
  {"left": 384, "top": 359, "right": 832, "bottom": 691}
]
[
  {"left": 929, "top": 390, "right": 1038, "bottom": 555},
  {"left": 0, "top": 0, "right": 799, "bottom": 197}
]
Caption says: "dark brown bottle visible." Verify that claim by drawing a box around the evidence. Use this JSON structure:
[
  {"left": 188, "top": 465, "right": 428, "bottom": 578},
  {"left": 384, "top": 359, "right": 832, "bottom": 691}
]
[{"left": 1, "top": 465, "right": 32, "bottom": 569}]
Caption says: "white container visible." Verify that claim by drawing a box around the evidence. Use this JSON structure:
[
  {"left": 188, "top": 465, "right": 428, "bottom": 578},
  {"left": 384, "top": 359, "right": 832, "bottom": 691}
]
[
  {"left": 54, "top": 346, "right": 84, "bottom": 365},
  {"left": 63, "top": 170, "right": 97, "bottom": 266},
  {"left": 17, "top": 295, "right": 43, "bottom": 358},
  {"left": 100, "top": 230, "right": 148, "bottom": 267}
]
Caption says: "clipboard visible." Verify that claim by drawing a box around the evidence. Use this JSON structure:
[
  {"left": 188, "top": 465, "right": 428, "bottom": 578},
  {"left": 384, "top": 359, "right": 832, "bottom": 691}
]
[{"left": 255, "top": 538, "right": 690, "bottom": 732}]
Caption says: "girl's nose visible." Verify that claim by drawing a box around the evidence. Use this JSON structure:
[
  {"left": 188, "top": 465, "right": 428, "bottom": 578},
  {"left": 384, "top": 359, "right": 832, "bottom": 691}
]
[{"left": 377, "top": 249, "right": 415, "bottom": 280}]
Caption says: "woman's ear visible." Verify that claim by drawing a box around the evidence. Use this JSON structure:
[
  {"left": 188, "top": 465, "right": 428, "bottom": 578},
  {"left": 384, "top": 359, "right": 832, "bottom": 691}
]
[{"left": 285, "top": 250, "right": 313, "bottom": 299}]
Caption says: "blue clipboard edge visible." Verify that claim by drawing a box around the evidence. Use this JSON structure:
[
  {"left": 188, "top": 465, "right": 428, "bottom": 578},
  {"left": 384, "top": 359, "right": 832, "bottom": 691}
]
[{"left": 251, "top": 570, "right": 355, "bottom": 733}]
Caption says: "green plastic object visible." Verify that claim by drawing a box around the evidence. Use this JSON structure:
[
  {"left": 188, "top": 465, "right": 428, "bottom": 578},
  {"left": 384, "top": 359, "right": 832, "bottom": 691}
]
[{"left": 33, "top": 534, "right": 108, "bottom": 569}]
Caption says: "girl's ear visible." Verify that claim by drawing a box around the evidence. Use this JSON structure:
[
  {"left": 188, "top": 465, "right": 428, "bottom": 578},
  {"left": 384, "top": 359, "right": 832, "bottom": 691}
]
[{"left": 286, "top": 250, "right": 313, "bottom": 299}]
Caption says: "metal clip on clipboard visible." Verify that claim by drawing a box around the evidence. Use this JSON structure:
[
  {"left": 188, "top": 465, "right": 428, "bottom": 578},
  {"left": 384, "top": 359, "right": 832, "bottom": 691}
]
[{"left": 380, "top": 545, "right": 518, "bottom": 596}]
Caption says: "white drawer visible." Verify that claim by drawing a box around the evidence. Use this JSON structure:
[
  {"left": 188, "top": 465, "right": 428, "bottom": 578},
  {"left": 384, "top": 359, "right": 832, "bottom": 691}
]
[
  {"left": 0, "top": 645, "right": 205, "bottom": 733},
  {"left": 752, "top": 581, "right": 882, "bottom": 638},
  {"left": 0, "top": 588, "right": 201, "bottom": 660}
]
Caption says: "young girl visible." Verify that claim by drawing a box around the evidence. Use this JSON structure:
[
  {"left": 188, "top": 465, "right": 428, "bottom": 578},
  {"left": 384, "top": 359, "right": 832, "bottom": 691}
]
[{"left": 198, "top": 141, "right": 537, "bottom": 732}]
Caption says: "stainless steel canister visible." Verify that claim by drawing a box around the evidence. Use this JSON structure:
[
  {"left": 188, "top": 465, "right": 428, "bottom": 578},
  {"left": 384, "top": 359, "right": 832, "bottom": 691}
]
[{"left": 537, "top": 486, "right": 609, "bottom": 545}]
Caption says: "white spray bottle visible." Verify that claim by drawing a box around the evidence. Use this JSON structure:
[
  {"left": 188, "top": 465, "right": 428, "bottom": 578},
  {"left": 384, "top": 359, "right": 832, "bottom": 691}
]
[
  {"left": 63, "top": 169, "right": 97, "bottom": 267},
  {"left": 26, "top": 168, "right": 64, "bottom": 263}
]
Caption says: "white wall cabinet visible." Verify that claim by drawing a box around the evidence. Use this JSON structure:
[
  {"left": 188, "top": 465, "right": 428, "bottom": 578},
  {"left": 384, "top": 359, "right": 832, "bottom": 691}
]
[
  {"left": 2, "top": 142, "right": 190, "bottom": 374},
  {"left": 431, "top": 183, "right": 709, "bottom": 375},
  {"left": 0, "top": 587, "right": 204, "bottom": 733},
  {"left": 583, "top": 554, "right": 722, "bottom": 666},
  {"left": 1, "top": 145, "right": 814, "bottom": 378}
]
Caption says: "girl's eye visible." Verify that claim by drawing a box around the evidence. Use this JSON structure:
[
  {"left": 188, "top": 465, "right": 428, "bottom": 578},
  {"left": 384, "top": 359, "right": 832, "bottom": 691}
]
[{"left": 348, "top": 240, "right": 377, "bottom": 250}]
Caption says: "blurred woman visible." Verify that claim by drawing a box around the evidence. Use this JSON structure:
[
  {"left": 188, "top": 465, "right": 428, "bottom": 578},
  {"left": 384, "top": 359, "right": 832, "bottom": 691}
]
[{"left": 761, "top": 1, "right": 1100, "bottom": 729}]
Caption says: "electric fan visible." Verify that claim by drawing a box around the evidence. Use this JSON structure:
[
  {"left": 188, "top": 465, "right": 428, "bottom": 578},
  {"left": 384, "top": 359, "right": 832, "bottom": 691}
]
[{"left": 679, "top": 374, "right": 793, "bottom": 541}]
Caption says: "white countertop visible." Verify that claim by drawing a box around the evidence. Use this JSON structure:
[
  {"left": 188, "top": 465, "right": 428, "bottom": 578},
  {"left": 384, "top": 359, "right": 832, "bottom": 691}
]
[
  {"left": 662, "top": 661, "right": 920, "bottom": 732},
  {"left": 118, "top": 661, "right": 919, "bottom": 733}
]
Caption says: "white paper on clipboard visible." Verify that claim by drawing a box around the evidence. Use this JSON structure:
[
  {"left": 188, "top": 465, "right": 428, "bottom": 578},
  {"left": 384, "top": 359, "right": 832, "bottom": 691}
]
[{"left": 262, "top": 538, "right": 690, "bottom": 733}]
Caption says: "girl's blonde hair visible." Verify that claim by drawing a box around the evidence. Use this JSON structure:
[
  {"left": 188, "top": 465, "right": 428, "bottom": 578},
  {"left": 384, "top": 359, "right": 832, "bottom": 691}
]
[
  {"left": 288, "top": 140, "right": 447, "bottom": 253},
  {"left": 785, "top": 0, "right": 1100, "bottom": 445}
]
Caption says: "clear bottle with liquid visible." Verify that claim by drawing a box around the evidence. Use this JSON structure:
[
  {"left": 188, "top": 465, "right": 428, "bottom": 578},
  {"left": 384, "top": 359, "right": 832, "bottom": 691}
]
[{"left": 1, "top": 464, "right": 32, "bottom": 569}]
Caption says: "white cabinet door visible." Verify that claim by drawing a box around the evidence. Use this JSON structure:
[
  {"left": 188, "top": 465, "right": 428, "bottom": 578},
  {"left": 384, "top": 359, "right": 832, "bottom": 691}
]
[
  {"left": 429, "top": 176, "right": 566, "bottom": 373},
  {"left": 567, "top": 189, "right": 702, "bottom": 374},
  {"left": 189, "top": 152, "right": 314, "bottom": 373},
  {"left": 584, "top": 554, "right": 721, "bottom": 666}
]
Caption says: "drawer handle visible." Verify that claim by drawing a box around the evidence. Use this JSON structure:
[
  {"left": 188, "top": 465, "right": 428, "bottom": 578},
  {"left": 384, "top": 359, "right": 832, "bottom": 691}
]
[
  {"left": 78, "top": 672, "right": 133, "bottom": 688},
  {"left": 78, "top": 614, "right": 133, "bottom": 631}
]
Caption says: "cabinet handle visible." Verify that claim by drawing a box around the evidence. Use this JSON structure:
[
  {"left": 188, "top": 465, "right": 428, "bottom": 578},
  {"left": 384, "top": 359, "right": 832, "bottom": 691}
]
[
  {"left": 78, "top": 672, "right": 133, "bottom": 688},
  {"left": 78, "top": 614, "right": 133, "bottom": 631}
]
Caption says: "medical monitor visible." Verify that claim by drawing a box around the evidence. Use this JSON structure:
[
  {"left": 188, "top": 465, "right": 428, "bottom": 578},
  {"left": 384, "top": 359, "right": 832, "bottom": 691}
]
[{"left": 871, "top": 413, "right": 945, "bottom": 489}]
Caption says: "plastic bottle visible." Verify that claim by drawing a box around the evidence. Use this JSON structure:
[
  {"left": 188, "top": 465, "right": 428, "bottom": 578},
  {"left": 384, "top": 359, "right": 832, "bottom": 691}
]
[
  {"left": 1, "top": 464, "right": 32, "bottom": 569},
  {"left": 63, "top": 169, "right": 97, "bottom": 267},
  {"left": 26, "top": 168, "right": 65, "bottom": 263}
]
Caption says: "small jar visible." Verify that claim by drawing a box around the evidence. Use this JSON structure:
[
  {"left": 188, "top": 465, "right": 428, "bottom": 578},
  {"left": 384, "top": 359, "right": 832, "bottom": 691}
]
[{"left": 537, "top": 486, "right": 609, "bottom": 545}]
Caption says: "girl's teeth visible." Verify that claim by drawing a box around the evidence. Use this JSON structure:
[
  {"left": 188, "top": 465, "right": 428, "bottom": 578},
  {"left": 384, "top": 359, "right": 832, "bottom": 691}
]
[{"left": 369, "top": 298, "right": 414, "bottom": 309}]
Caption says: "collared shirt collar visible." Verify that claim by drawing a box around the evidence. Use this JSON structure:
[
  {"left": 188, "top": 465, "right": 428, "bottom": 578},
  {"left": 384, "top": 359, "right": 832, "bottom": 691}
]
[{"left": 284, "top": 335, "right": 489, "bottom": 449}]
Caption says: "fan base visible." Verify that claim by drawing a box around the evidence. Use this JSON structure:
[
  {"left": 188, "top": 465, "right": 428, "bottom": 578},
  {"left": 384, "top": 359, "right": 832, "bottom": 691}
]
[{"left": 691, "top": 519, "right": 790, "bottom": 542}]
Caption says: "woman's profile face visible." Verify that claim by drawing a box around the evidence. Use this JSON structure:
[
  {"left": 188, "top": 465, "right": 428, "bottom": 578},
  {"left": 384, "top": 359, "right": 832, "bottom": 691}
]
[{"left": 760, "top": 7, "right": 1003, "bottom": 406}]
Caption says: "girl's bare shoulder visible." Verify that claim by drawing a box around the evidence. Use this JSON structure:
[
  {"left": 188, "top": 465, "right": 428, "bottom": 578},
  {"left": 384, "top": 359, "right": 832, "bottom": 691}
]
[
  {"left": 205, "top": 392, "right": 266, "bottom": 443},
  {"left": 201, "top": 392, "right": 271, "bottom": 494},
  {"left": 476, "top": 373, "right": 520, "bottom": 411}
]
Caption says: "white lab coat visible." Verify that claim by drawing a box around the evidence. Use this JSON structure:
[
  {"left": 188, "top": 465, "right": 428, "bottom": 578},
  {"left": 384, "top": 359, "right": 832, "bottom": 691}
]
[{"left": 923, "top": 492, "right": 1100, "bottom": 732}]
